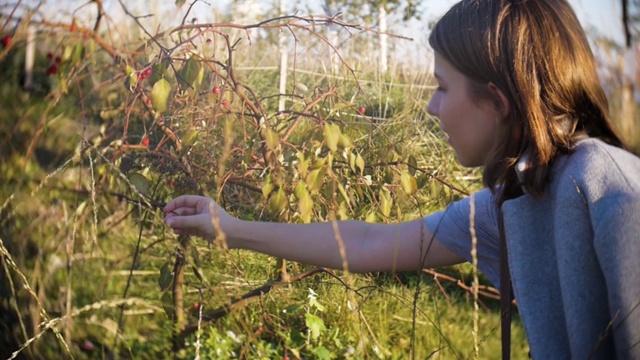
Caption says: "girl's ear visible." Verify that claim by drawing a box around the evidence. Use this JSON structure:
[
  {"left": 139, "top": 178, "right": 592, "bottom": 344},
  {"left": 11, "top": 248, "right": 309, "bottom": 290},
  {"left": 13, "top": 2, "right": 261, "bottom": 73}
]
[{"left": 488, "top": 82, "right": 510, "bottom": 121}]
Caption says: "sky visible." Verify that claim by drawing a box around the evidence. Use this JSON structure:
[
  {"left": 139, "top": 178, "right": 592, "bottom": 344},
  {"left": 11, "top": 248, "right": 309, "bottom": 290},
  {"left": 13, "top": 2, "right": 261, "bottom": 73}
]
[
  {"left": 14, "top": 0, "right": 631, "bottom": 74},
  {"left": 25, "top": 0, "right": 627, "bottom": 47}
]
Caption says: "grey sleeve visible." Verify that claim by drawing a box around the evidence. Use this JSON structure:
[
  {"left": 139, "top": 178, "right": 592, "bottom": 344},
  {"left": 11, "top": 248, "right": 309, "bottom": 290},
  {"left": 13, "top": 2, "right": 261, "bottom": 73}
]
[
  {"left": 423, "top": 188, "right": 502, "bottom": 288},
  {"left": 592, "top": 194, "right": 640, "bottom": 359}
]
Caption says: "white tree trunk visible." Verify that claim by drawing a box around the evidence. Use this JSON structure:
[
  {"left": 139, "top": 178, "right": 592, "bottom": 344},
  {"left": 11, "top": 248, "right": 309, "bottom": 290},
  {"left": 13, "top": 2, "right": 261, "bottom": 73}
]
[
  {"left": 24, "top": 25, "right": 35, "bottom": 89},
  {"left": 378, "top": 5, "right": 388, "bottom": 74},
  {"left": 278, "top": 0, "right": 287, "bottom": 112}
]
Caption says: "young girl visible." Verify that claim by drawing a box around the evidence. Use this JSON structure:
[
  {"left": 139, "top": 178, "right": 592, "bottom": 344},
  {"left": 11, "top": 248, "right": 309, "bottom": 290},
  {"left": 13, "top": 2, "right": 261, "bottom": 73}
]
[{"left": 163, "top": 0, "right": 640, "bottom": 358}]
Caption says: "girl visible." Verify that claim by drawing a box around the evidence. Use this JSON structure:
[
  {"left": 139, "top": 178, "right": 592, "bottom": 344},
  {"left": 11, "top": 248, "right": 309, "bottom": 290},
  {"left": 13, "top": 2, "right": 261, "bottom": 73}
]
[{"left": 164, "top": 0, "right": 640, "bottom": 358}]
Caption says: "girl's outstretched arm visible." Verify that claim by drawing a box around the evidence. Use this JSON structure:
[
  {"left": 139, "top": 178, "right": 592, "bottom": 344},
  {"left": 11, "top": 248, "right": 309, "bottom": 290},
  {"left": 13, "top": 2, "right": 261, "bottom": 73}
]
[{"left": 163, "top": 195, "right": 464, "bottom": 273}]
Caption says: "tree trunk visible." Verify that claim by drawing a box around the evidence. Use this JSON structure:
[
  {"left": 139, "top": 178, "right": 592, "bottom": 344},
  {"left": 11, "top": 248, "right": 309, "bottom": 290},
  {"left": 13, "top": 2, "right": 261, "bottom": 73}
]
[{"left": 378, "top": 5, "right": 388, "bottom": 74}]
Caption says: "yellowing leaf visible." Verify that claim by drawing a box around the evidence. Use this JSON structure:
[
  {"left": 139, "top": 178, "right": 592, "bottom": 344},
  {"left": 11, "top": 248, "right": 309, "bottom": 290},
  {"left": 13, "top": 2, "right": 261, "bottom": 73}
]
[
  {"left": 295, "top": 182, "right": 313, "bottom": 223},
  {"left": 379, "top": 187, "right": 392, "bottom": 218},
  {"left": 262, "top": 127, "right": 280, "bottom": 151},
  {"left": 355, "top": 153, "right": 365, "bottom": 175},
  {"left": 151, "top": 78, "right": 171, "bottom": 113},
  {"left": 400, "top": 171, "right": 418, "bottom": 195},
  {"left": 338, "top": 133, "right": 353, "bottom": 149},
  {"left": 297, "top": 151, "right": 309, "bottom": 178},
  {"left": 306, "top": 168, "right": 327, "bottom": 194},
  {"left": 323, "top": 122, "right": 341, "bottom": 153}
]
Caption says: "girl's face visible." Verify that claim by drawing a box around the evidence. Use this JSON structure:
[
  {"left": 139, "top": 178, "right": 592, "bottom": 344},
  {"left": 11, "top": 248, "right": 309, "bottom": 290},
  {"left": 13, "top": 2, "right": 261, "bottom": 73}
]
[{"left": 427, "top": 53, "right": 504, "bottom": 167}]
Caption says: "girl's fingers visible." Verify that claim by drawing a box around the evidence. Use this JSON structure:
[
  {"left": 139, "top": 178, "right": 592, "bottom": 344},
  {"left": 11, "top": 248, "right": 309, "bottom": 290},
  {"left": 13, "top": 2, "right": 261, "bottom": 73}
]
[
  {"left": 166, "top": 207, "right": 198, "bottom": 216},
  {"left": 163, "top": 195, "right": 205, "bottom": 213}
]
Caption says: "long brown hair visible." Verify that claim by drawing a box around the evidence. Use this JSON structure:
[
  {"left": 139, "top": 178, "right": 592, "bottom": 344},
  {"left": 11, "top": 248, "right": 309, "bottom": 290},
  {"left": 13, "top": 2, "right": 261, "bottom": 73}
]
[{"left": 429, "top": 0, "right": 625, "bottom": 202}]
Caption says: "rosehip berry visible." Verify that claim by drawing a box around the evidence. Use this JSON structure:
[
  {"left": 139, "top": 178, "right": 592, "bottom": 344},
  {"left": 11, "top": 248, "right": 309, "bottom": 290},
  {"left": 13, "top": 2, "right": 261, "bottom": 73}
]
[
  {"left": 47, "top": 64, "right": 58, "bottom": 75},
  {"left": 70, "top": 23, "right": 77, "bottom": 32},
  {"left": 358, "top": 105, "right": 365, "bottom": 115},
  {"left": 2, "top": 35, "right": 11, "bottom": 47},
  {"left": 81, "top": 340, "right": 95, "bottom": 351},
  {"left": 206, "top": 38, "right": 212, "bottom": 44},
  {"left": 193, "top": 302, "right": 199, "bottom": 309},
  {"left": 145, "top": 98, "right": 152, "bottom": 106},
  {"left": 47, "top": 52, "right": 53, "bottom": 60},
  {"left": 141, "top": 137, "right": 149, "bottom": 146},
  {"left": 55, "top": 56, "right": 62, "bottom": 64},
  {"left": 212, "top": 86, "right": 220, "bottom": 94},
  {"left": 221, "top": 99, "right": 229, "bottom": 106}
]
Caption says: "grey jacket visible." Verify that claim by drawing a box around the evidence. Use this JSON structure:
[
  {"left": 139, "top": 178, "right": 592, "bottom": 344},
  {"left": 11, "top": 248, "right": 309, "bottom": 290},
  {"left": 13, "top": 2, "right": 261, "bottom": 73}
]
[{"left": 426, "top": 138, "right": 640, "bottom": 358}]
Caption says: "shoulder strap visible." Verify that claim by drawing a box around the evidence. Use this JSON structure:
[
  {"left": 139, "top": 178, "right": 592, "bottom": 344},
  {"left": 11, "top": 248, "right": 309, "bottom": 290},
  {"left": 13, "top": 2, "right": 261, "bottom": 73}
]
[{"left": 499, "top": 210, "right": 512, "bottom": 360}]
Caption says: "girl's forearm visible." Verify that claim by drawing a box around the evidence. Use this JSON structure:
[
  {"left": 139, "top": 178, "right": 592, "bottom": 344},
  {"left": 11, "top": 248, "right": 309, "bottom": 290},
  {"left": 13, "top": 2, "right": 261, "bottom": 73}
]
[{"left": 225, "top": 219, "right": 462, "bottom": 273}]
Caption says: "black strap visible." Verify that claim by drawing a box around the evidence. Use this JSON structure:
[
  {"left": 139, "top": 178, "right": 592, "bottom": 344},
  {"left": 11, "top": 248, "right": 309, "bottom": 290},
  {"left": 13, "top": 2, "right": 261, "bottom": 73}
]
[{"left": 499, "top": 210, "right": 512, "bottom": 360}]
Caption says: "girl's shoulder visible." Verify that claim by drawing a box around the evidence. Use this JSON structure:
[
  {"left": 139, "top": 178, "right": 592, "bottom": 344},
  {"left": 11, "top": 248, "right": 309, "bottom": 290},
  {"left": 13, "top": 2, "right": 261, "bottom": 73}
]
[{"left": 554, "top": 137, "right": 640, "bottom": 196}]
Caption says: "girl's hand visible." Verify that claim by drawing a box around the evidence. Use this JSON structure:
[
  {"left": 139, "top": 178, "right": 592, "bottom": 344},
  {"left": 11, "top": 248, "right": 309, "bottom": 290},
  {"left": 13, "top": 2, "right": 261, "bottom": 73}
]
[{"left": 163, "top": 195, "right": 234, "bottom": 241}]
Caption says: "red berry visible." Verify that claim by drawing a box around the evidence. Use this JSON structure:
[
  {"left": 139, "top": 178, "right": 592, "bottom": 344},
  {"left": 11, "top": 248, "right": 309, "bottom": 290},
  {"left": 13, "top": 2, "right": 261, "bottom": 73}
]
[
  {"left": 358, "top": 106, "right": 365, "bottom": 115},
  {"left": 221, "top": 99, "right": 228, "bottom": 106},
  {"left": 55, "top": 56, "right": 61, "bottom": 64},
  {"left": 2, "top": 35, "right": 11, "bottom": 47},
  {"left": 47, "top": 64, "right": 58, "bottom": 75},
  {"left": 145, "top": 98, "right": 152, "bottom": 106},
  {"left": 141, "top": 137, "right": 149, "bottom": 146},
  {"left": 206, "top": 38, "right": 212, "bottom": 44},
  {"left": 70, "top": 23, "right": 77, "bottom": 32},
  {"left": 193, "top": 302, "right": 199, "bottom": 309},
  {"left": 212, "top": 86, "right": 220, "bottom": 94},
  {"left": 138, "top": 68, "right": 151, "bottom": 80},
  {"left": 81, "top": 340, "right": 95, "bottom": 351},
  {"left": 47, "top": 52, "right": 53, "bottom": 60},
  {"left": 168, "top": 179, "right": 174, "bottom": 187}
]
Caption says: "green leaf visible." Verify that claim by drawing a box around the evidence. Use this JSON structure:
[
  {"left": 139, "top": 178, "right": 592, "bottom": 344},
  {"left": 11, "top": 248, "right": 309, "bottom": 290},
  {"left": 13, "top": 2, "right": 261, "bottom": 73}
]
[
  {"left": 313, "top": 346, "right": 331, "bottom": 360},
  {"left": 400, "top": 171, "right": 418, "bottom": 195},
  {"left": 305, "top": 313, "right": 326, "bottom": 340},
  {"left": 177, "top": 57, "right": 202, "bottom": 89},
  {"left": 182, "top": 129, "right": 199, "bottom": 148},
  {"left": 151, "top": 78, "right": 171, "bottom": 113},
  {"left": 158, "top": 262, "right": 172, "bottom": 291},
  {"left": 408, "top": 154, "right": 418, "bottom": 175},
  {"left": 190, "top": 246, "right": 201, "bottom": 267},
  {"left": 128, "top": 172, "right": 151, "bottom": 196},
  {"left": 148, "top": 60, "right": 169, "bottom": 85},
  {"left": 268, "top": 188, "right": 287, "bottom": 215},
  {"left": 323, "top": 122, "right": 341, "bottom": 153},
  {"left": 262, "top": 174, "right": 274, "bottom": 199},
  {"left": 161, "top": 292, "right": 174, "bottom": 319},
  {"left": 124, "top": 71, "right": 138, "bottom": 92}
]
